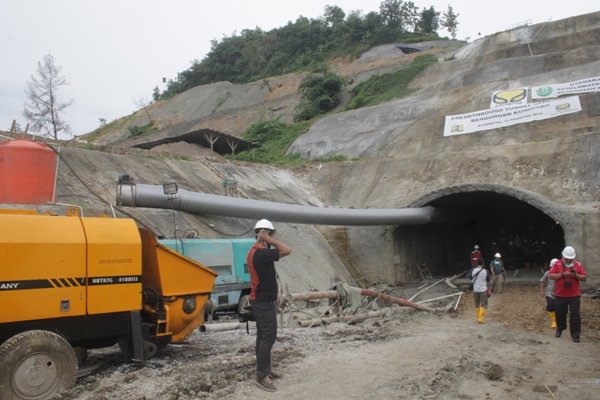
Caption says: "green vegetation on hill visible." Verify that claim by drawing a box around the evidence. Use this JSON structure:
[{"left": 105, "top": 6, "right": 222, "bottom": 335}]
[
  {"left": 128, "top": 122, "right": 157, "bottom": 137},
  {"left": 80, "top": 113, "right": 141, "bottom": 143},
  {"left": 294, "top": 66, "right": 348, "bottom": 122},
  {"left": 159, "top": 2, "right": 458, "bottom": 99},
  {"left": 345, "top": 53, "right": 437, "bottom": 110},
  {"left": 228, "top": 120, "right": 308, "bottom": 164},
  {"left": 233, "top": 52, "right": 438, "bottom": 165},
  {"left": 228, "top": 119, "right": 356, "bottom": 164}
]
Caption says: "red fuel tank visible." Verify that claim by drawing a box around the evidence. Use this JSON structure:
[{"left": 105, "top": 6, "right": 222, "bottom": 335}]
[{"left": 0, "top": 139, "right": 57, "bottom": 204}]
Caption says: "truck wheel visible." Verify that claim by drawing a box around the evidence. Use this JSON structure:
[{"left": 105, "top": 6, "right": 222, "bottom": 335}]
[
  {"left": 0, "top": 330, "right": 77, "bottom": 400},
  {"left": 237, "top": 294, "right": 251, "bottom": 315}
]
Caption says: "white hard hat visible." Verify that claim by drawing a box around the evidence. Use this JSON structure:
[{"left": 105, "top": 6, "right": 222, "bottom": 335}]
[
  {"left": 562, "top": 246, "right": 576, "bottom": 259},
  {"left": 495, "top": 253, "right": 501, "bottom": 258},
  {"left": 474, "top": 245, "right": 479, "bottom": 249},
  {"left": 255, "top": 219, "right": 275, "bottom": 232},
  {"left": 550, "top": 258, "right": 558, "bottom": 267}
]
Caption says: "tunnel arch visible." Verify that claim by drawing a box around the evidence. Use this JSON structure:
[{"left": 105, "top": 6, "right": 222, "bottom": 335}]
[{"left": 394, "top": 183, "right": 570, "bottom": 278}]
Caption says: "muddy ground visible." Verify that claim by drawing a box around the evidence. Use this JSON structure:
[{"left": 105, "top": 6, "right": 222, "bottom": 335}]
[{"left": 54, "top": 272, "right": 600, "bottom": 400}]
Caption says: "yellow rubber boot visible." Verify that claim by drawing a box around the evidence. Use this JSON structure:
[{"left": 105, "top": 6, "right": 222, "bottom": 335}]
[
  {"left": 548, "top": 312, "right": 557, "bottom": 328},
  {"left": 478, "top": 308, "right": 486, "bottom": 323},
  {"left": 476, "top": 308, "right": 480, "bottom": 322}
]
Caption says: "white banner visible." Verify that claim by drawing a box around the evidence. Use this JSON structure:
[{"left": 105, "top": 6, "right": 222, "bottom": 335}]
[
  {"left": 490, "top": 87, "right": 528, "bottom": 108},
  {"left": 444, "top": 96, "right": 581, "bottom": 137},
  {"left": 532, "top": 76, "right": 600, "bottom": 99}
]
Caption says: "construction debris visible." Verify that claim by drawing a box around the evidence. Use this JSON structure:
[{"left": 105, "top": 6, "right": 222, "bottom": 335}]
[
  {"left": 297, "top": 310, "right": 387, "bottom": 327},
  {"left": 284, "top": 286, "right": 435, "bottom": 312}
]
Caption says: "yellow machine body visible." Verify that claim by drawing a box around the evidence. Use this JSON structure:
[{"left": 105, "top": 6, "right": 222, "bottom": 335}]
[
  {"left": 0, "top": 210, "right": 142, "bottom": 323},
  {"left": 0, "top": 211, "right": 88, "bottom": 323},
  {"left": 0, "top": 209, "right": 217, "bottom": 342}
]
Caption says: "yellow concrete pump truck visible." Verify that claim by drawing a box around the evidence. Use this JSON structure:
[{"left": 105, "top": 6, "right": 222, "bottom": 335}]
[{"left": 0, "top": 207, "right": 218, "bottom": 400}]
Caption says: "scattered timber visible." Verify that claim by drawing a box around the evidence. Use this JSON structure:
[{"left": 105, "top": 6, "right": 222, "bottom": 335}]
[
  {"left": 285, "top": 288, "right": 435, "bottom": 312},
  {"left": 415, "top": 292, "right": 463, "bottom": 305},
  {"left": 407, "top": 278, "right": 446, "bottom": 302},
  {"left": 296, "top": 310, "right": 387, "bottom": 327}
]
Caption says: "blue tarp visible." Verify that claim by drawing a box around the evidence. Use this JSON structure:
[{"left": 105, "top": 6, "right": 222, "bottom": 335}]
[{"left": 397, "top": 46, "right": 421, "bottom": 54}]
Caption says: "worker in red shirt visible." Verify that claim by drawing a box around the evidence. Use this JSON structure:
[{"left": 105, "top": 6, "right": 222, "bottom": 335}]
[
  {"left": 471, "top": 245, "right": 482, "bottom": 267},
  {"left": 247, "top": 219, "right": 291, "bottom": 392},
  {"left": 549, "top": 246, "right": 587, "bottom": 343}
]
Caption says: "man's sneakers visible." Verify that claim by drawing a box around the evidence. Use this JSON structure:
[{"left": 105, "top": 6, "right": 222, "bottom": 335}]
[
  {"left": 269, "top": 369, "right": 284, "bottom": 379},
  {"left": 255, "top": 370, "right": 283, "bottom": 392},
  {"left": 573, "top": 337, "right": 581, "bottom": 343},
  {"left": 255, "top": 376, "right": 277, "bottom": 392}
]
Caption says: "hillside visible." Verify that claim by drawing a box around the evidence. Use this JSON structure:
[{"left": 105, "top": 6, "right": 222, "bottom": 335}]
[
  {"left": 86, "top": 40, "right": 462, "bottom": 147},
  {"left": 73, "top": 11, "right": 600, "bottom": 286}
]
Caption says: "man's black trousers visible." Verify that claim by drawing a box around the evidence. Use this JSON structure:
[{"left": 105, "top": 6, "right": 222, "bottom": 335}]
[
  {"left": 555, "top": 295, "right": 581, "bottom": 339},
  {"left": 250, "top": 300, "right": 277, "bottom": 380}
]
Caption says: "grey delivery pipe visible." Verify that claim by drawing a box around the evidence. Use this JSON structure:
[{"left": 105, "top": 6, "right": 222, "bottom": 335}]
[{"left": 116, "top": 183, "right": 443, "bottom": 226}]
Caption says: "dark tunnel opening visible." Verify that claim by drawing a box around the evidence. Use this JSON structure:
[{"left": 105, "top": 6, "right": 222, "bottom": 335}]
[{"left": 397, "top": 191, "right": 565, "bottom": 278}]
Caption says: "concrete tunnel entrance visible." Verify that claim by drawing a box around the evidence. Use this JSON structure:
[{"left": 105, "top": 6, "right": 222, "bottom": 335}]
[{"left": 395, "top": 188, "right": 565, "bottom": 280}]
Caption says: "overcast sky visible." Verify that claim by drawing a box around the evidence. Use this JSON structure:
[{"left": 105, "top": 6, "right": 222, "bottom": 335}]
[{"left": 1, "top": 1, "right": 597, "bottom": 138}]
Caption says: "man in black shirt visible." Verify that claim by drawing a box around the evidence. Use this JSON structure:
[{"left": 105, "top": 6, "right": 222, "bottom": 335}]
[{"left": 246, "top": 219, "right": 291, "bottom": 392}]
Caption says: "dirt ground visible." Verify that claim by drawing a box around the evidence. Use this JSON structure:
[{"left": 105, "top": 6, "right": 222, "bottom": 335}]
[{"left": 53, "top": 276, "right": 600, "bottom": 400}]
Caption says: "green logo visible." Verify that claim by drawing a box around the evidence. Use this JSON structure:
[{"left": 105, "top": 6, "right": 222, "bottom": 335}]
[{"left": 536, "top": 86, "right": 553, "bottom": 97}]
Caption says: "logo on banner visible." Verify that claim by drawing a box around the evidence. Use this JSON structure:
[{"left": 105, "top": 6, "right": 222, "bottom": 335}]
[
  {"left": 451, "top": 125, "right": 464, "bottom": 134},
  {"left": 492, "top": 89, "right": 527, "bottom": 106},
  {"left": 536, "top": 86, "right": 553, "bottom": 97}
]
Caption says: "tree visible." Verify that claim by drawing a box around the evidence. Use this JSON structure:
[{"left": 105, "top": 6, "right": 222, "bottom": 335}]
[
  {"left": 400, "top": 1, "right": 420, "bottom": 32},
  {"left": 152, "top": 86, "right": 161, "bottom": 102},
  {"left": 132, "top": 95, "right": 153, "bottom": 123},
  {"left": 23, "top": 54, "right": 73, "bottom": 140},
  {"left": 417, "top": 6, "right": 440, "bottom": 35},
  {"left": 441, "top": 5, "right": 459, "bottom": 39},
  {"left": 379, "top": 0, "right": 403, "bottom": 29},
  {"left": 323, "top": 5, "right": 346, "bottom": 27}
]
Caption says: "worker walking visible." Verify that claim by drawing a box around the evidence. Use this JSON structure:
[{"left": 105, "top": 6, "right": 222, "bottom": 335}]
[
  {"left": 246, "top": 219, "right": 291, "bottom": 392},
  {"left": 540, "top": 258, "right": 558, "bottom": 328},
  {"left": 549, "top": 246, "right": 587, "bottom": 343},
  {"left": 470, "top": 258, "right": 490, "bottom": 323},
  {"left": 489, "top": 253, "right": 506, "bottom": 294}
]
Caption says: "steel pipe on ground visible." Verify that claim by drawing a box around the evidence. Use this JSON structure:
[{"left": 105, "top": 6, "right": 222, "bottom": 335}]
[
  {"left": 286, "top": 291, "right": 338, "bottom": 302},
  {"left": 199, "top": 322, "right": 241, "bottom": 332}
]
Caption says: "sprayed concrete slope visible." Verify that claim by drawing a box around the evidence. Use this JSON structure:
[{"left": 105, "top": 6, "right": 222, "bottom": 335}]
[
  {"left": 67, "top": 12, "right": 600, "bottom": 288},
  {"left": 286, "top": 12, "right": 600, "bottom": 283}
]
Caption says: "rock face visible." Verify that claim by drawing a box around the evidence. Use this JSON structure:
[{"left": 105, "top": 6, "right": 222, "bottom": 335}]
[{"left": 75, "top": 12, "right": 599, "bottom": 287}]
